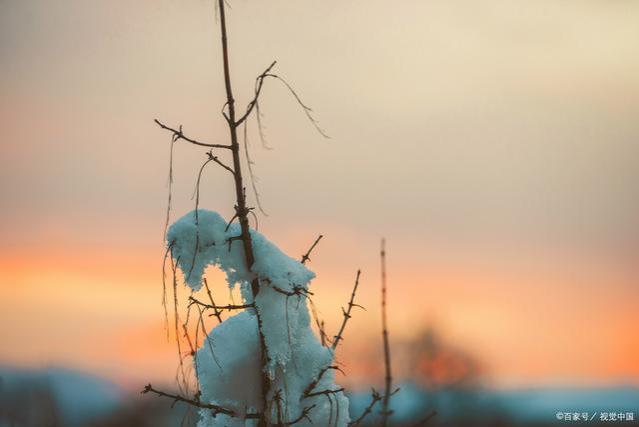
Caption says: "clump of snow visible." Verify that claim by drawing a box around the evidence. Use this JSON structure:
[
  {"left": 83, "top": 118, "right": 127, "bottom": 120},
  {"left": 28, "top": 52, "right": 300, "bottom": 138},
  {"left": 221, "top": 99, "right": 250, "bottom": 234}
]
[{"left": 167, "top": 210, "right": 349, "bottom": 426}]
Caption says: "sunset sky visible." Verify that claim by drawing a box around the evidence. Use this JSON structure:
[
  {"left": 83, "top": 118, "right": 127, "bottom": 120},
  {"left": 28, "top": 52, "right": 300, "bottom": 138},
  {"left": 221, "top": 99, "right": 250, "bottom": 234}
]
[{"left": 1, "top": 0, "right": 638, "bottom": 391}]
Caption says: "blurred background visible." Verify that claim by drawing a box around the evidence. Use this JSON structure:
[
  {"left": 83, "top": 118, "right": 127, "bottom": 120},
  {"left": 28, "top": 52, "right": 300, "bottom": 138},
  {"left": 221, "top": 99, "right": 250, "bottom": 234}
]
[{"left": 1, "top": 0, "right": 638, "bottom": 425}]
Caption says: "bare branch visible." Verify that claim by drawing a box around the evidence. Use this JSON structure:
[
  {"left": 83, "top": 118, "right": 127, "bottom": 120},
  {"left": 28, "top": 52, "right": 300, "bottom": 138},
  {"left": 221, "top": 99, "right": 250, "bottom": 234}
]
[
  {"left": 272, "top": 284, "right": 313, "bottom": 298},
  {"left": 195, "top": 302, "right": 222, "bottom": 370},
  {"left": 284, "top": 404, "right": 316, "bottom": 426},
  {"left": 331, "top": 270, "right": 363, "bottom": 351},
  {"left": 302, "top": 365, "right": 343, "bottom": 397},
  {"left": 348, "top": 389, "right": 382, "bottom": 427},
  {"left": 142, "top": 384, "right": 260, "bottom": 419},
  {"left": 217, "top": 0, "right": 273, "bottom": 414},
  {"left": 189, "top": 296, "right": 254, "bottom": 312},
  {"left": 304, "top": 388, "right": 344, "bottom": 398},
  {"left": 380, "top": 239, "right": 393, "bottom": 426},
  {"left": 203, "top": 278, "right": 223, "bottom": 324},
  {"left": 411, "top": 410, "right": 437, "bottom": 427},
  {"left": 308, "top": 297, "right": 327, "bottom": 346},
  {"left": 206, "top": 150, "right": 235, "bottom": 175},
  {"left": 155, "top": 119, "right": 232, "bottom": 149},
  {"left": 300, "top": 234, "right": 323, "bottom": 264}
]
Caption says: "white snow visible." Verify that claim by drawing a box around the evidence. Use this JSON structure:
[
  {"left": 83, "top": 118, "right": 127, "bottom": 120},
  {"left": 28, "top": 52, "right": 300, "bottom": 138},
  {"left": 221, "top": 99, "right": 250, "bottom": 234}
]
[{"left": 167, "top": 209, "right": 349, "bottom": 426}]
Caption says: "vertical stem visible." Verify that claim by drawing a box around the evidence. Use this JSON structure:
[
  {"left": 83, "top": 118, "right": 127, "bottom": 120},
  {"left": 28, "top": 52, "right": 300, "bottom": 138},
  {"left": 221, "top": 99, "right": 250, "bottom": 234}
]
[
  {"left": 217, "top": 1, "right": 271, "bottom": 424},
  {"left": 380, "top": 238, "right": 392, "bottom": 426}
]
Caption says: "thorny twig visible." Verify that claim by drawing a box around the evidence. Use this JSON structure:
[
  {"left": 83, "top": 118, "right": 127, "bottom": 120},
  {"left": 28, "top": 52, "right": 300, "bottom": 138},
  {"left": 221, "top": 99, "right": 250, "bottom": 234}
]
[
  {"left": 331, "top": 270, "right": 364, "bottom": 350},
  {"left": 298, "top": 234, "right": 326, "bottom": 347},
  {"left": 300, "top": 234, "right": 323, "bottom": 265}
]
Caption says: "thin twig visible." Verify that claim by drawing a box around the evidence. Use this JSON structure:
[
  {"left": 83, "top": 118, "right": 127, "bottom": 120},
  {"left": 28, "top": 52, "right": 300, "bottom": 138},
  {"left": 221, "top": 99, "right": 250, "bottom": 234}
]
[
  {"left": 302, "top": 365, "right": 343, "bottom": 397},
  {"left": 155, "top": 119, "right": 232, "bottom": 149},
  {"left": 206, "top": 150, "right": 235, "bottom": 175},
  {"left": 272, "top": 284, "right": 313, "bottom": 298},
  {"left": 196, "top": 303, "right": 222, "bottom": 370},
  {"left": 203, "top": 278, "right": 223, "bottom": 324},
  {"left": 142, "top": 384, "right": 259, "bottom": 418},
  {"left": 300, "top": 234, "right": 323, "bottom": 264},
  {"left": 304, "top": 388, "right": 344, "bottom": 398},
  {"left": 189, "top": 296, "right": 254, "bottom": 312},
  {"left": 380, "top": 239, "right": 393, "bottom": 426},
  {"left": 348, "top": 389, "right": 382, "bottom": 427},
  {"left": 411, "top": 410, "right": 437, "bottom": 427},
  {"left": 331, "top": 270, "right": 364, "bottom": 351},
  {"left": 284, "top": 404, "right": 316, "bottom": 426},
  {"left": 308, "top": 297, "right": 327, "bottom": 346}
]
